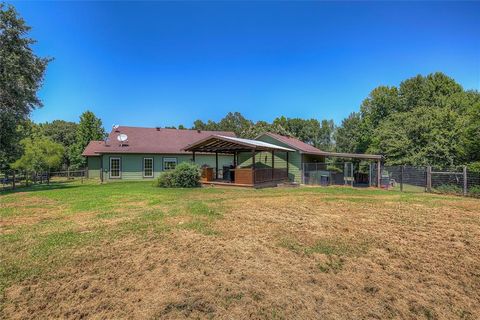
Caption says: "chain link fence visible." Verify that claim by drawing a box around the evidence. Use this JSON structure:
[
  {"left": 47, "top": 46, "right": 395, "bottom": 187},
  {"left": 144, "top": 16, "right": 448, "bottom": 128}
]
[
  {"left": 303, "top": 162, "right": 373, "bottom": 187},
  {"left": 303, "top": 163, "right": 480, "bottom": 198}
]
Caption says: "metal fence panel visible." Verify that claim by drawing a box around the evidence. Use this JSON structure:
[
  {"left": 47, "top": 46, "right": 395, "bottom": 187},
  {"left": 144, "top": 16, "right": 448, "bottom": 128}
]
[{"left": 1, "top": 169, "right": 86, "bottom": 191}]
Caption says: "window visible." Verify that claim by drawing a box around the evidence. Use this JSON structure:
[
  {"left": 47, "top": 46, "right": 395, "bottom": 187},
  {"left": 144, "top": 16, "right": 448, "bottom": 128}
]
[
  {"left": 163, "top": 157, "right": 177, "bottom": 171},
  {"left": 143, "top": 158, "right": 154, "bottom": 177},
  {"left": 110, "top": 157, "right": 121, "bottom": 178}
]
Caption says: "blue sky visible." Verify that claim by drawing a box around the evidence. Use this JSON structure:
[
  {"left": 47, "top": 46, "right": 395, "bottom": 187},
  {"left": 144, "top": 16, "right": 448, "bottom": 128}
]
[{"left": 12, "top": 1, "right": 480, "bottom": 128}]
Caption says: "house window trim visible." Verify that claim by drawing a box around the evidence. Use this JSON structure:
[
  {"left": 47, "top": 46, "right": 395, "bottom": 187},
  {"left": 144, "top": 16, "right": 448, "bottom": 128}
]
[
  {"left": 143, "top": 157, "right": 154, "bottom": 178},
  {"left": 109, "top": 157, "right": 121, "bottom": 179},
  {"left": 163, "top": 157, "right": 177, "bottom": 171}
]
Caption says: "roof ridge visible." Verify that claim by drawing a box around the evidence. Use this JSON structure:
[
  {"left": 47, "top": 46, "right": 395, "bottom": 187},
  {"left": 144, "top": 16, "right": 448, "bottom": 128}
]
[
  {"left": 116, "top": 125, "right": 234, "bottom": 133},
  {"left": 262, "top": 132, "right": 325, "bottom": 153}
]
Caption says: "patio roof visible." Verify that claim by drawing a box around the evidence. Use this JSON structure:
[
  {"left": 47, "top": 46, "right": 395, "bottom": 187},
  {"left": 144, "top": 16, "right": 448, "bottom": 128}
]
[
  {"left": 183, "top": 135, "right": 295, "bottom": 154},
  {"left": 307, "top": 150, "right": 382, "bottom": 160}
]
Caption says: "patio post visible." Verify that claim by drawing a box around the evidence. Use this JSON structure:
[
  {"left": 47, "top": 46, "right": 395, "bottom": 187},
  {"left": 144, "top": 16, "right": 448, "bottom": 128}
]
[
  {"left": 252, "top": 149, "right": 256, "bottom": 185},
  {"left": 192, "top": 151, "right": 196, "bottom": 162},
  {"left": 215, "top": 151, "right": 219, "bottom": 180},
  {"left": 286, "top": 152, "right": 289, "bottom": 181},
  {"left": 271, "top": 150, "right": 274, "bottom": 179}
]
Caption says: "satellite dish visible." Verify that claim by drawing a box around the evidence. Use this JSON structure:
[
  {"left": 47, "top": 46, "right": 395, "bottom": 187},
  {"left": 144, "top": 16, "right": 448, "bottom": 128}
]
[
  {"left": 117, "top": 134, "right": 128, "bottom": 142},
  {"left": 112, "top": 124, "right": 119, "bottom": 130}
]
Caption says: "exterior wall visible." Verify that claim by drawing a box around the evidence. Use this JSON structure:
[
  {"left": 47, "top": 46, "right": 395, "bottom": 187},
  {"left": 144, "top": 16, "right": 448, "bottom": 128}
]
[
  {"left": 255, "top": 135, "right": 329, "bottom": 183},
  {"left": 87, "top": 157, "right": 101, "bottom": 178},
  {"left": 238, "top": 134, "right": 303, "bottom": 183},
  {"left": 238, "top": 151, "right": 288, "bottom": 169},
  {"left": 97, "top": 153, "right": 233, "bottom": 181}
]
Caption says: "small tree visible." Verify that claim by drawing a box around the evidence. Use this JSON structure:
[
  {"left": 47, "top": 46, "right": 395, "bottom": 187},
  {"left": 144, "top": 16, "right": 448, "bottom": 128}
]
[{"left": 12, "top": 137, "right": 64, "bottom": 179}]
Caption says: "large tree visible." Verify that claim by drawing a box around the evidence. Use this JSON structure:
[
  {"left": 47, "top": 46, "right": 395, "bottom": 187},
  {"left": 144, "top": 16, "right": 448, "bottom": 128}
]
[
  {"left": 335, "top": 112, "right": 368, "bottom": 154},
  {"left": 0, "top": 4, "right": 51, "bottom": 169},
  {"left": 36, "top": 120, "right": 78, "bottom": 168},
  {"left": 272, "top": 116, "right": 335, "bottom": 150},
  {"left": 69, "top": 111, "right": 106, "bottom": 169},
  {"left": 335, "top": 72, "right": 480, "bottom": 167}
]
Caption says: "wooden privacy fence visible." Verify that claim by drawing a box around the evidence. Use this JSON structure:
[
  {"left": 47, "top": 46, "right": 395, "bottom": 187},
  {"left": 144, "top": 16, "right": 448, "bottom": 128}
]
[{"left": 1, "top": 169, "right": 86, "bottom": 191}]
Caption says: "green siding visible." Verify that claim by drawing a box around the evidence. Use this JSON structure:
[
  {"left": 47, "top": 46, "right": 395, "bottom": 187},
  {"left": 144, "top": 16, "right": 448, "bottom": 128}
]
[
  {"left": 87, "top": 157, "right": 101, "bottom": 178},
  {"left": 98, "top": 153, "right": 233, "bottom": 182},
  {"left": 255, "top": 134, "right": 303, "bottom": 183},
  {"left": 238, "top": 151, "right": 288, "bottom": 169}
]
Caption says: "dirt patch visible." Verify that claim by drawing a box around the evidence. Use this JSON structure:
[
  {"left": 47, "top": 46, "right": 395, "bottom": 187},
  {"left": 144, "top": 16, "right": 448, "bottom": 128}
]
[{"left": 2, "top": 191, "right": 480, "bottom": 319}]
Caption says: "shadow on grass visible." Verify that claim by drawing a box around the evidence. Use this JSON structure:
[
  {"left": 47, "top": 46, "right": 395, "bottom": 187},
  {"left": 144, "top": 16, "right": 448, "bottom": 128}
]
[{"left": 0, "top": 181, "right": 80, "bottom": 195}]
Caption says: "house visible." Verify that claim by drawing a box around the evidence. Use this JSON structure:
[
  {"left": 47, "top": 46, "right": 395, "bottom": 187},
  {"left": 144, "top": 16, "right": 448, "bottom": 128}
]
[
  {"left": 83, "top": 126, "right": 382, "bottom": 187},
  {"left": 82, "top": 126, "right": 236, "bottom": 182}
]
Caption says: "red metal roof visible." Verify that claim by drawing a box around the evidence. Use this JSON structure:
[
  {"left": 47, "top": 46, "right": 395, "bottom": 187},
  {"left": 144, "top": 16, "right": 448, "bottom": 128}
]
[
  {"left": 260, "top": 132, "right": 325, "bottom": 154},
  {"left": 82, "top": 126, "right": 236, "bottom": 156},
  {"left": 261, "top": 132, "right": 382, "bottom": 160}
]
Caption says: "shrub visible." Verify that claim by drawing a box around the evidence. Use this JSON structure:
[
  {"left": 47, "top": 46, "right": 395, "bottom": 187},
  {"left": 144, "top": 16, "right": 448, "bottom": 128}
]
[
  {"left": 469, "top": 185, "right": 480, "bottom": 198},
  {"left": 155, "top": 170, "right": 175, "bottom": 188},
  {"left": 467, "top": 162, "right": 480, "bottom": 173},
  {"left": 434, "top": 184, "right": 462, "bottom": 195},
  {"left": 155, "top": 162, "right": 201, "bottom": 188}
]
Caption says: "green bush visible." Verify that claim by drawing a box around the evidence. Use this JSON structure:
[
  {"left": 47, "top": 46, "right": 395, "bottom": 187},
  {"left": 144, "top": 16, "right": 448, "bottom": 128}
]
[
  {"left": 155, "top": 170, "right": 175, "bottom": 188},
  {"left": 469, "top": 185, "right": 480, "bottom": 198},
  {"left": 434, "top": 184, "right": 462, "bottom": 195},
  {"left": 155, "top": 162, "right": 201, "bottom": 188},
  {"left": 467, "top": 162, "right": 480, "bottom": 173}
]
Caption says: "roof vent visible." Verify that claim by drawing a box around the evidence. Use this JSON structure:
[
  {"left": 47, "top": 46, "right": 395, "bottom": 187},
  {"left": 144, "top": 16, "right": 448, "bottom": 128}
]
[
  {"left": 156, "top": 127, "right": 161, "bottom": 131},
  {"left": 197, "top": 129, "right": 201, "bottom": 133}
]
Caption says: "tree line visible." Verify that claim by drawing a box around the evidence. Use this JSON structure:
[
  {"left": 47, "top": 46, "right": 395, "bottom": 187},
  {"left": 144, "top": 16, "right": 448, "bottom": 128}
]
[
  {"left": 336, "top": 72, "right": 480, "bottom": 170},
  {"left": 1, "top": 3, "right": 479, "bottom": 174},
  {"left": 174, "top": 72, "right": 480, "bottom": 171}
]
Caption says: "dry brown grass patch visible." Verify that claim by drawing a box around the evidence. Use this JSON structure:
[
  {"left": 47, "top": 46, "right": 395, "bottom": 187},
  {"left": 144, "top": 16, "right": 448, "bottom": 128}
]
[{"left": 1, "top": 186, "right": 480, "bottom": 319}]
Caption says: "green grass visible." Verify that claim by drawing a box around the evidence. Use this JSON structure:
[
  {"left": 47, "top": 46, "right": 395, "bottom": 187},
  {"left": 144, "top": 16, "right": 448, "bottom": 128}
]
[
  {"left": 0, "top": 180, "right": 229, "bottom": 299},
  {"left": 0, "top": 180, "right": 464, "bottom": 304},
  {"left": 279, "top": 237, "right": 370, "bottom": 273}
]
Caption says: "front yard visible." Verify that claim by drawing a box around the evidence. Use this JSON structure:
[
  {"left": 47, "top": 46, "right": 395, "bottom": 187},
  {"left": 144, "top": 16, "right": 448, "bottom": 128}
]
[{"left": 1, "top": 181, "right": 479, "bottom": 319}]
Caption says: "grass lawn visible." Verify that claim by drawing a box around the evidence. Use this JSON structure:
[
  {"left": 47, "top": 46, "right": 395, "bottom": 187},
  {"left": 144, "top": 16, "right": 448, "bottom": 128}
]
[{"left": 1, "top": 181, "right": 480, "bottom": 319}]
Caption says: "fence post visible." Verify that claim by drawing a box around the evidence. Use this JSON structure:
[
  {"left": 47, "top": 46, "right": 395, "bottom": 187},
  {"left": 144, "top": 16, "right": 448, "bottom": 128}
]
[
  {"left": 302, "top": 162, "right": 305, "bottom": 184},
  {"left": 368, "top": 162, "right": 372, "bottom": 187},
  {"left": 400, "top": 165, "right": 404, "bottom": 192},
  {"left": 426, "top": 166, "right": 432, "bottom": 193},
  {"left": 12, "top": 171, "right": 16, "bottom": 189},
  {"left": 351, "top": 163, "right": 354, "bottom": 187},
  {"left": 463, "top": 166, "right": 467, "bottom": 196},
  {"left": 376, "top": 160, "right": 381, "bottom": 188}
]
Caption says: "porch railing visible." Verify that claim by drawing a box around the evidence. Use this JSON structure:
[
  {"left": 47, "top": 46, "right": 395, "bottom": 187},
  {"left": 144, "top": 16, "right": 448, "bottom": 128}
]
[{"left": 253, "top": 168, "right": 288, "bottom": 184}]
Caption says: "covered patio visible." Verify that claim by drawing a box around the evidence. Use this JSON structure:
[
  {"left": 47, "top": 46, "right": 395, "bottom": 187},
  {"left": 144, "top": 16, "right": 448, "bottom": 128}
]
[{"left": 184, "top": 135, "right": 294, "bottom": 188}]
